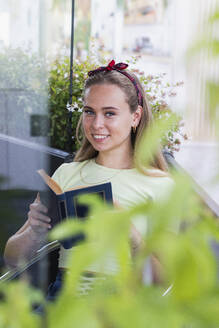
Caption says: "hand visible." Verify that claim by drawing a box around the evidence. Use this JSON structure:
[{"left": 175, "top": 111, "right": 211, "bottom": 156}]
[
  {"left": 28, "top": 193, "right": 51, "bottom": 235},
  {"left": 130, "top": 224, "right": 143, "bottom": 257},
  {"left": 114, "top": 201, "right": 143, "bottom": 256}
]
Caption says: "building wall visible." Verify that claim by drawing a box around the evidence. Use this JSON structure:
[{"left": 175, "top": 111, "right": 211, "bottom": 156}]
[
  {"left": 172, "top": 0, "right": 218, "bottom": 141},
  {"left": 91, "top": 0, "right": 124, "bottom": 59},
  {"left": 0, "top": 0, "right": 40, "bottom": 51},
  {"left": 0, "top": 0, "right": 50, "bottom": 146},
  {"left": 125, "top": 0, "right": 164, "bottom": 24}
]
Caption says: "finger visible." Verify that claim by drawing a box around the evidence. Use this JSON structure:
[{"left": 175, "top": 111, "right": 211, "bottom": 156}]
[
  {"left": 28, "top": 209, "right": 51, "bottom": 223},
  {"left": 34, "top": 192, "right": 41, "bottom": 204},
  {"left": 30, "top": 218, "right": 51, "bottom": 230},
  {"left": 32, "top": 212, "right": 51, "bottom": 224},
  {"left": 36, "top": 192, "right": 41, "bottom": 203},
  {"left": 30, "top": 202, "right": 48, "bottom": 214}
]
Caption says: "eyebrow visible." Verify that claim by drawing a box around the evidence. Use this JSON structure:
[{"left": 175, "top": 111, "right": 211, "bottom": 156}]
[{"left": 83, "top": 105, "right": 119, "bottom": 111}]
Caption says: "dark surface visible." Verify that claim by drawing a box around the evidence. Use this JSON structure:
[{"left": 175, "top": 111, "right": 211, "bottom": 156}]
[{"left": 0, "top": 134, "right": 68, "bottom": 290}]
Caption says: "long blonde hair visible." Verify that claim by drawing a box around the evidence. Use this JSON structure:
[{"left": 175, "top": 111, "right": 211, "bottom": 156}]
[{"left": 74, "top": 69, "right": 168, "bottom": 176}]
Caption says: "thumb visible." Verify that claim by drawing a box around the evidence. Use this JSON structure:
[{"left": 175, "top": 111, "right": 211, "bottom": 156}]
[{"left": 35, "top": 192, "right": 41, "bottom": 203}]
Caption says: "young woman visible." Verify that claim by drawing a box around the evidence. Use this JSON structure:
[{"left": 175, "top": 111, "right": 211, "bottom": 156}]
[{"left": 4, "top": 60, "right": 173, "bottom": 295}]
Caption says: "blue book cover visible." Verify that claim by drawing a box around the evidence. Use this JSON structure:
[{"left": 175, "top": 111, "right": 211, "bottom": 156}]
[{"left": 38, "top": 170, "right": 113, "bottom": 249}]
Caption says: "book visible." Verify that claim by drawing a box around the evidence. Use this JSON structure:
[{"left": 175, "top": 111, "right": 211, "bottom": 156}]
[{"left": 37, "top": 170, "right": 113, "bottom": 249}]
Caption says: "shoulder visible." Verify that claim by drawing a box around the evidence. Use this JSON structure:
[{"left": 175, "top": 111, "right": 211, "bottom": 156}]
[
  {"left": 148, "top": 171, "right": 174, "bottom": 202},
  {"left": 147, "top": 168, "right": 174, "bottom": 185},
  {"left": 136, "top": 166, "right": 173, "bottom": 182},
  {"left": 146, "top": 167, "right": 174, "bottom": 185},
  {"left": 53, "top": 161, "right": 85, "bottom": 174},
  {"left": 133, "top": 168, "right": 174, "bottom": 201},
  {"left": 51, "top": 160, "right": 89, "bottom": 184}
]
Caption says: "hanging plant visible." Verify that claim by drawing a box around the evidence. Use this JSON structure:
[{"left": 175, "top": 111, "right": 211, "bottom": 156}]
[
  {"left": 48, "top": 55, "right": 187, "bottom": 154},
  {"left": 0, "top": 47, "right": 187, "bottom": 153}
]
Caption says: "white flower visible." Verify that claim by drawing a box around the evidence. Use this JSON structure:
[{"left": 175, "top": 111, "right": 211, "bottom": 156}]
[
  {"left": 66, "top": 102, "right": 82, "bottom": 113},
  {"left": 66, "top": 102, "right": 76, "bottom": 112}
]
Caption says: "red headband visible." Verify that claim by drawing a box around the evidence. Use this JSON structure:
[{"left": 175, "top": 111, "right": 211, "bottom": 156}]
[{"left": 88, "top": 60, "right": 143, "bottom": 107}]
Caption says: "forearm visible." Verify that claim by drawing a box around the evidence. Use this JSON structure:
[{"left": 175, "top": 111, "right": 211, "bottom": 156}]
[{"left": 4, "top": 226, "right": 47, "bottom": 268}]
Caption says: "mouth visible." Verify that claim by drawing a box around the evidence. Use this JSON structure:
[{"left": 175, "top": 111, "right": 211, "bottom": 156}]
[{"left": 92, "top": 134, "right": 109, "bottom": 140}]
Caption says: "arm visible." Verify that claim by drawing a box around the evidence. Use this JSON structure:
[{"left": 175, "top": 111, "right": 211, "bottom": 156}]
[
  {"left": 130, "top": 224, "right": 165, "bottom": 284},
  {"left": 4, "top": 193, "right": 51, "bottom": 268},
  {"left": 130, "top": 223, "right": 143, "bottom": 257},
  {"left": 114, "top": 201, "right": 164, "bottom": 284}
]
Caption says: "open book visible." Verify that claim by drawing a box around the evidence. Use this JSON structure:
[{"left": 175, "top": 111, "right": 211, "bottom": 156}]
[{"left": 37, "top": 169, "right": 113, "bottom": 249}]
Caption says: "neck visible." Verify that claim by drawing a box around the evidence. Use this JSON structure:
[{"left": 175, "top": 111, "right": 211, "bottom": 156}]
[{"left": 96, "top": 147, "right": 134, "bottom": 169}]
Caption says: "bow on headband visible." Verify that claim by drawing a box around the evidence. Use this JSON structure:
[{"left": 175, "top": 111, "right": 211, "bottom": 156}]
[
  {"left": 88, "top": 60, "right": 128, "bottom": 76},
  {"left": 88, "top": 60, "right": 143, "bottom": 107}
]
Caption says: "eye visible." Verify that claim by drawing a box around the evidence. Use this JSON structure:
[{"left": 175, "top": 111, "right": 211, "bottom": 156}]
[
  {"left": 105, "top": 111, "right": 115, "bottom": 117},
  {"left": 83, "top": 109, "right": 95, "bottom": 116}
]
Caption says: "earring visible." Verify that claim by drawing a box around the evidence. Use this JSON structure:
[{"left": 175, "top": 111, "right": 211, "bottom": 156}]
[{"left": 132, "top": 125, "right": 137, "bottom": 133}]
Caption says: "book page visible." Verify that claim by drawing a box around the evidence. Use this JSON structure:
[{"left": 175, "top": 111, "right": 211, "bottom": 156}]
[
  {"left": 37, "top": 169, "right": 63, "bottom": 195},
  {"left": 37, "top": 169, "right": 89, "bottom": 194}
]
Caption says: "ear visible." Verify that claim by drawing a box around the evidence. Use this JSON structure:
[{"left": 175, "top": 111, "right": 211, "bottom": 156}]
[{"left": 132, "top": 105, "right": 143, "bottom": 127}]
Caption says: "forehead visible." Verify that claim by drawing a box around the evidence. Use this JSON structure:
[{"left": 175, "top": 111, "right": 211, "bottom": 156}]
[{"left": 84, "top": 84, "right": 127, "bottom": 104}]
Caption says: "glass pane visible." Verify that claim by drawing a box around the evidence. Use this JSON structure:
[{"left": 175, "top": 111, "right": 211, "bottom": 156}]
[
  {"left": 1, "top": 0, "right": 218, "bottom": 306},
  {"left": 0, "top": 0, "right": 66, "bottom": 293}
]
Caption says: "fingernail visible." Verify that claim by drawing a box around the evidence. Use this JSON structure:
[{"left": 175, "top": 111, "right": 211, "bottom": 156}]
[{"left": 37, "top": 192, "right": 40, "bottom": 201}]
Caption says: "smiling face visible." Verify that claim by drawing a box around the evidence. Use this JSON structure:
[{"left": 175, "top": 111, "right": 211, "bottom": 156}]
[{"left": 82, "top": 84, "right": 142, "bottom": 162}]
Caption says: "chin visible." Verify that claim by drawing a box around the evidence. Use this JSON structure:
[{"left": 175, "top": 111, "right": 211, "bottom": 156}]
[
  {"left": 88, "top": 139, "right": 110, "bottom": 151},
  {"left": 91, "top": 142, "right": 111, "bottom": 152},
  {"left": 92, "top": 145, "right": 108, "bottom": 152}
]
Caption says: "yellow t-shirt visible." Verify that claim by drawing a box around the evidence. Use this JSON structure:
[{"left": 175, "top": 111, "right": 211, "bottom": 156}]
[{"left": 52, "top": 158, "right": 174, "bottom": 271}]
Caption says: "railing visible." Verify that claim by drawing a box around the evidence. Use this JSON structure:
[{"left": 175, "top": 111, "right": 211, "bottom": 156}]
[{"left": 163, "top": 151, "right": 219, "bottom": 218}]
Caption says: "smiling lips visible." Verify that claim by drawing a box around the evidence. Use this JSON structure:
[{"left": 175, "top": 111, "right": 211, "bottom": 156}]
[{"left": 92, "top": 134, "right": 109, "bottom": 141}]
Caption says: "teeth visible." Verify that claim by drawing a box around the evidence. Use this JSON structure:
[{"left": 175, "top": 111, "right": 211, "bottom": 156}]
[{"left": 93, "top": 135, "right": 108, "bottom": 139}]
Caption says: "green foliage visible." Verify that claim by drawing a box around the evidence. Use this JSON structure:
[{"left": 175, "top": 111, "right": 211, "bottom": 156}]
[
  {"left": 117, "top": 0, "right": 125, "bottom": 9},
  {"left": 136, "top": 108, "right": 181, "bottom": 167},
  {"left": 1, "top": 113, "right": 219, "bottom": 326},
  {"left": 0, "top": 281, "right": 42, "bottom": 327},
  {"left": 0, "top": 47, "right": 48, "bottom": 114},
  {"left": 205, "top": 5, "right": 219, "bottom": 131},
  {"left": 48, "top": 57, "right": 95, "bottom": 151},
  {"left": 48, "top": 54, "right": 186, "bottom": 153},
  {"left": 0, "top": 47, "right": 48, "bottom": 139},
  {"left": 0, "top": 47, "right": 47, "bottom": 90},
  {"left": 1, "top": 5, "right": 219, "bottom": 327},
  {"left": 0, "top": 47, "right": 185, "bottom": 153},
  {"left": 47, "top": 146, "right": 219, "bottom": 328},
  {"left": 136, "top": 69, "right": 186, "bottom": 153},
  {"left": 75, "top": 19, "right": 91, "bottom": 51}
]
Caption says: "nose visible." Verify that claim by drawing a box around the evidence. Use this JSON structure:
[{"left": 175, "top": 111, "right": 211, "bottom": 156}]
[{"left": 92, "top": 114, "right": 104, "bottom": 129}]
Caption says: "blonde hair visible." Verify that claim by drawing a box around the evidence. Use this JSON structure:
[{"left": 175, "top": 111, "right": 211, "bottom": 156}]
[{"left": 74, "top": 70, "right": 168, "bottom": 177}]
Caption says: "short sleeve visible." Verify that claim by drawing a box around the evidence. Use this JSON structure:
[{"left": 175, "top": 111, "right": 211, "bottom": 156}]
[
  {"left": 153, "top": 176, "right": 175, "bottom": 203},
  {"left": 155, "top": 177, "right": 180, "bottom": 234}
]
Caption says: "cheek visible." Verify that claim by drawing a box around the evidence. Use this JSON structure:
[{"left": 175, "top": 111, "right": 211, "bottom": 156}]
[
  {"left": 111, "top": 118, "right": 132, "bottom": 136},
  {"left": 82, "top": 117, "right": 90, "bottom": 134},
  {"left": 118, "top": 115, "right": 134, "bottom": 129}
]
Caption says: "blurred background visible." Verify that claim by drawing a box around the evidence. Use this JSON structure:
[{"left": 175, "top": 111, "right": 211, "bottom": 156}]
[
  {"left": 1, "top": 0, "right": 218, "bottom": 139},
  {"left": 1, "top": 0, "right": 219, "bottom": 195},
  {"left": 0, "top": 0, "right": 219, "bottom": 270}
]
